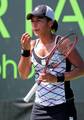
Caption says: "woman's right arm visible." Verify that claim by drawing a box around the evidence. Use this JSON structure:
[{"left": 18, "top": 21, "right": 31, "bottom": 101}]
[
  {"left": 18, "top": 56, "right": 32, "bottom": 80},
  {"left": 18, "top": 33, "right": 35, "bottom": 80}
]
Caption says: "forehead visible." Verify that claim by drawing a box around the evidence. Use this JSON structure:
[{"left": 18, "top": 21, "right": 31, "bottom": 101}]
[{"left": 31, "top": 16, "right": 46, "bottom": 20}]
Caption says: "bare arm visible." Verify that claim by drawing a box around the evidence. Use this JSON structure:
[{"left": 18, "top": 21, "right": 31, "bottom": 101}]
[
  {"left": 65, "top": 48, "right": 84, "bottom": 81},
  {"left": 18, "top": 56, "right": 32, "bottom": 80},
  {"left": 18, "top": 33, "right": 35, "bottom": 80},
  {"left": 59, "top": 38, "right": 84, "bottom": 81}
]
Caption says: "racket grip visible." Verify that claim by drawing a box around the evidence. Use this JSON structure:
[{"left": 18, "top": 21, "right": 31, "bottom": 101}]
[{"left": 23, "top": 80, "right": 41, "bottom": 102}]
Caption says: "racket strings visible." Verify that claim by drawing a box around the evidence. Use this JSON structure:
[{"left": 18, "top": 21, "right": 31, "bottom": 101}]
[
  {"left": 63, "top": 36, "right": 77, "bottom": 56},
  {"left": 58, "top": 35, "right": 76, "bottom": 55},
  {"left": 49, "top": 35, "right": 78, "bottom": 68},
  {"left": 61, "top": 43, "right": 73, "bottom": 55}
]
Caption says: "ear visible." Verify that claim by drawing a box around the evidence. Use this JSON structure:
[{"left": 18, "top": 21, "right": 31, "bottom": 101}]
[{"left": 48, "top": 21, "right": 53, "bottom": 28}]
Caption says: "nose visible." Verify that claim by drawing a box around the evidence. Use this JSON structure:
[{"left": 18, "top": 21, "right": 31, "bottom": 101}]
[{"left": 32, "top": 21, "right": 38, "bottom": 29}]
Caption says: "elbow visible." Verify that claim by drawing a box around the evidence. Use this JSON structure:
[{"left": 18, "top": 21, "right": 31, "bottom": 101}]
[
  {"left": 78, "top": 64, "right": 84, "bottom": 76},
  {"left": 18, "top": 65, "right": 28, "bottom": 80},
  {"left": 82, "top": 66, "right": 84, "bottom": 76},
  {"left": 20, "top": 74, "right": 28, "bottom": 80}
]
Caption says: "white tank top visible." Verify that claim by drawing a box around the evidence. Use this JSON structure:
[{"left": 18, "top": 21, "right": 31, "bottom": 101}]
[{"left": 31, "top": 36, "right": 67, "bottom": 106}]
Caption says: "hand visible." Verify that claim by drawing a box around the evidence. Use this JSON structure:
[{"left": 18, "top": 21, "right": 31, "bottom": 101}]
[
  {"left": 20, "top": 33, "right": 31, "bottom": 50},
  {"left": 38, "top": 72, "right": 57, "bottom": 83}
]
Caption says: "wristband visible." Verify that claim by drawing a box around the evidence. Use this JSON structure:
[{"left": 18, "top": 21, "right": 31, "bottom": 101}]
[
  {"left": 21, "top": 49, "right": 30, "bottom": 57},
  {"left": 57, "top": 73, "right": 65, "bottom": 82}
]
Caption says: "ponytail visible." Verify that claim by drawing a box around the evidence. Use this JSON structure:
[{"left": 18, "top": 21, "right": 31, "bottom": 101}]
[{"left": 51, "top": 20, "right": 58, "bottom": 32}]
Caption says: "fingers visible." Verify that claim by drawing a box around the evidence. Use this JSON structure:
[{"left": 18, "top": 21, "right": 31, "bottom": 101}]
[
  {"left": 20, "top": 33, "right": 31, "bottom": 50},
  {"left": 38, "top": 72, "right": 56, "bottom": 83},
  {"left": 21, "top": 33, "right": 31, "bottom": 43},
  {"left": 38, "top": 73, "right": 47, "bottom": 82}
]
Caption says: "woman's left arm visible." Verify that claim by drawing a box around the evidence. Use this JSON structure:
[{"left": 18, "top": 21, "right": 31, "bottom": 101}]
[
  {"left": 65, "top": 48, "right": 84, "bottom": 81},
  {"left": 38, "top": 49, "right": 84, "bottom": 83}
]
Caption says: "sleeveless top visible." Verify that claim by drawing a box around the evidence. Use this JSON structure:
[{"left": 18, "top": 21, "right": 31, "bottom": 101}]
[{"left": 31, "top": 36, "right": 74, "bottom": 106}]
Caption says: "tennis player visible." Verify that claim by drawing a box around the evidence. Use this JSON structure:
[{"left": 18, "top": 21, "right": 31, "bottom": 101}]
[{"left": 18, "top": 5, "right": 84, "bottom": 120}]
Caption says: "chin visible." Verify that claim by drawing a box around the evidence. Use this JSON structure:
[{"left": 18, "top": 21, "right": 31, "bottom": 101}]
[
  {"left": 34, "top": 33, "right": 39, "bottom": 37},
  {"left": 34, "top": 32, "right": 40, "bottom": 37}
]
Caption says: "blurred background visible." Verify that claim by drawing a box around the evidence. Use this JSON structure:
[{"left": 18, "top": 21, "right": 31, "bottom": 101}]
[{"left": 0, "top": 0, "right": 84, "bottom": 119}]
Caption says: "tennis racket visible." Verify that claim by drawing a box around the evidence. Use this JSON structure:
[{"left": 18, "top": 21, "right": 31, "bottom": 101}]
[{"left": 23, "top": 32, "right": 78, "bottom": 102}]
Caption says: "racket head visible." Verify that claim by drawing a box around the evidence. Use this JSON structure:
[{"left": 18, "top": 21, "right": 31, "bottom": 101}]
[
  {"left": 45, "top": 32, "right": 78, "bottom": 69},
  {"left": 57, "top": 32, "right": 78, "bottom": 56}
]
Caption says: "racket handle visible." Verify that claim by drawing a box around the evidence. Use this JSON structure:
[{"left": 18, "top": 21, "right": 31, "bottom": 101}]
[{"left": 23, "top": 80, "right": 41, "bottom": 102}]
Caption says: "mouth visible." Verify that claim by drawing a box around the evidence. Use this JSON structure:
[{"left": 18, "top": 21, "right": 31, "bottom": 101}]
[{"left": 33, "top": 28, "right": 40, "bottom": 32}]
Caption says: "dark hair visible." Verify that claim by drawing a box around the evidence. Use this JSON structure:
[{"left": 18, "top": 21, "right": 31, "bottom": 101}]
[
  {"left": 51, "top": 20, "right": 58, "bottom": 32},
  {"left": 46, "top": 17, "right": 58, "bottom": 32}
]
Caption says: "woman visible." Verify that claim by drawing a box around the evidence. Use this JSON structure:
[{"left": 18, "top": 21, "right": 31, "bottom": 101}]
[{"left": 18, "top": 5, "right": 84, "bottom": 120}]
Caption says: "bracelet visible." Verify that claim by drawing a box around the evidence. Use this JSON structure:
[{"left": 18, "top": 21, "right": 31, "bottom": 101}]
[
  {"left": 21, "top": 49, "right": 30, "bottom": 57},
  {"left": 57, "top": 73, "right": 65, "bottom": 82}
]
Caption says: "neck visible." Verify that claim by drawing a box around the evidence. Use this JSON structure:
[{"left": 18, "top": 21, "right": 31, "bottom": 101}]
[{"left": 39, "top": 33, "right": 55, "bottom": 44}]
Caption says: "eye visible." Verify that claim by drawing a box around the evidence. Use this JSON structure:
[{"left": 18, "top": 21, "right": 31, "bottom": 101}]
[
  {"left": 31, "top": 18, "right": 44, "bottom": 23},
  {"left": 37, "top": 19, "right": 43, "bottom": 22}
]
